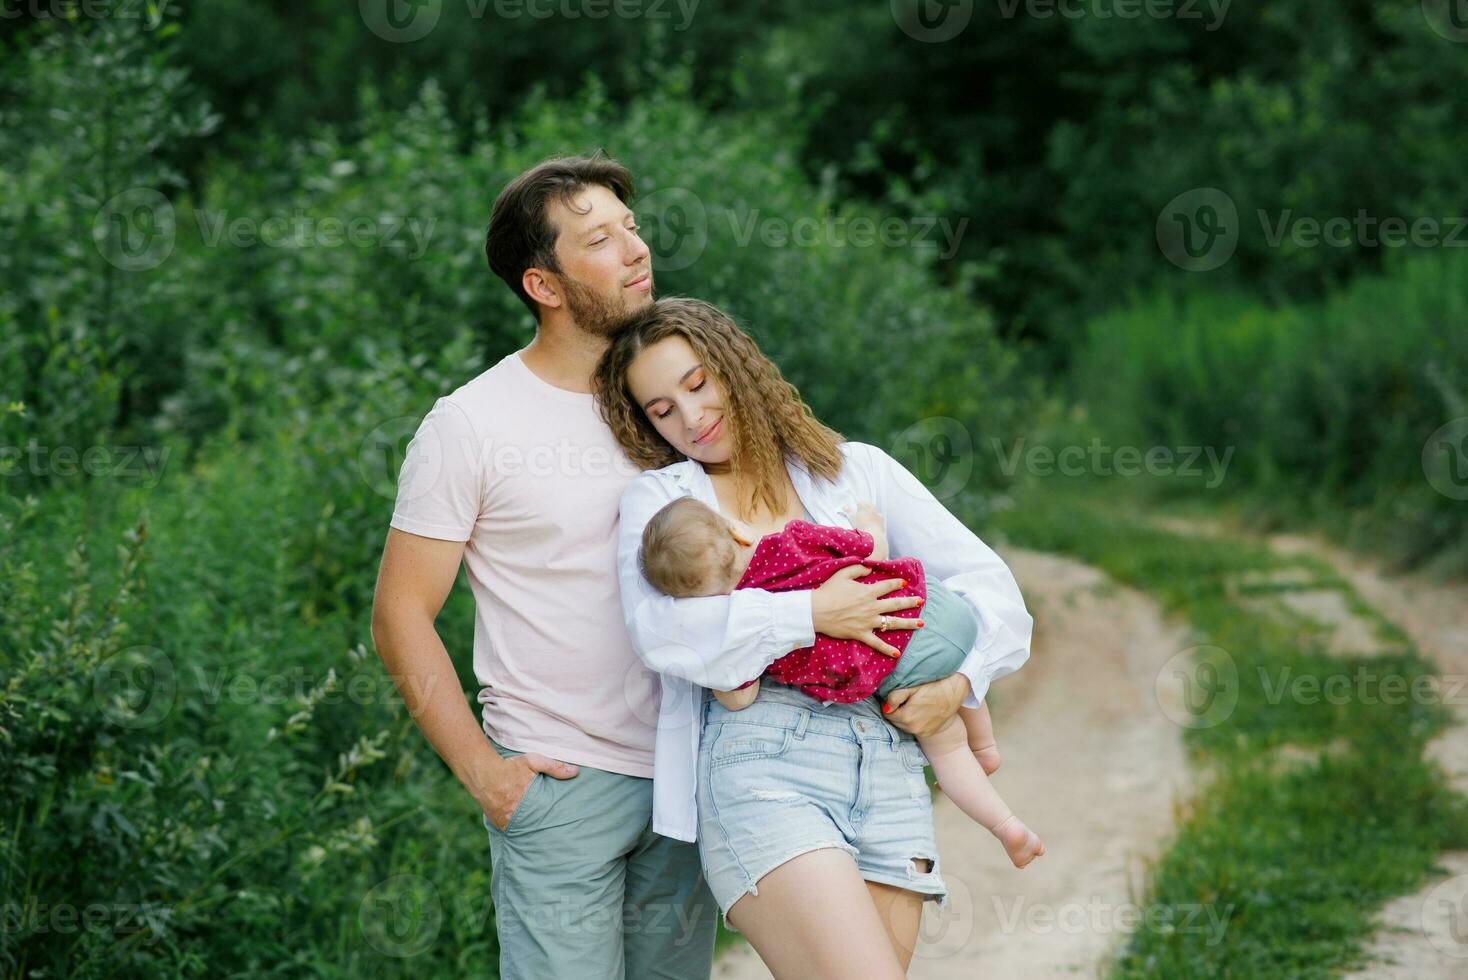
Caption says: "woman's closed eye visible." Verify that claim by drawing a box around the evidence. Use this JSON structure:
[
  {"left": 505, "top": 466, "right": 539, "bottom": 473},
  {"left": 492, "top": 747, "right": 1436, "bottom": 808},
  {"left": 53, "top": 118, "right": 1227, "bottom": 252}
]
[{"left": 651, "top": 380, "right": 705, "bottom": 420}]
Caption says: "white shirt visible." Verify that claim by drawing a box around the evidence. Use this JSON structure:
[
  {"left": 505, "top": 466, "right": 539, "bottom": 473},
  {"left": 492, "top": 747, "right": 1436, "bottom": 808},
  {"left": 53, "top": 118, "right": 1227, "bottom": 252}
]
[{"left": 616, "top": 440, "right": 1034, "bottom": 842}]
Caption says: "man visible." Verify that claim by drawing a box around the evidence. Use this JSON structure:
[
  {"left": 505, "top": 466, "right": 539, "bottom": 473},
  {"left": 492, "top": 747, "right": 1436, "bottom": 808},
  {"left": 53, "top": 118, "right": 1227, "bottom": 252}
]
[{"left": 369, "top": 153, "right": 974, "bottom": 978}]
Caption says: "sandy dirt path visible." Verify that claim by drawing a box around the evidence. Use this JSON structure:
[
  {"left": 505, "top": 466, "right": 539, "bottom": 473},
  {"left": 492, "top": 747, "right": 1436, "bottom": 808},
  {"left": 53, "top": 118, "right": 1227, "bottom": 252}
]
[{"left": 714, "top": 548, "right": 1197, "bottom": 979}]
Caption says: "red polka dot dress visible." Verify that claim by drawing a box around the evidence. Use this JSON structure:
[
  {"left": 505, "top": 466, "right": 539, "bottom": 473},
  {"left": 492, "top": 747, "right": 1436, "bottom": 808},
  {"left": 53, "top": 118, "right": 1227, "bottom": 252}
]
[{"left": 730, "top": 520, "right": 926, "bottom": 703}]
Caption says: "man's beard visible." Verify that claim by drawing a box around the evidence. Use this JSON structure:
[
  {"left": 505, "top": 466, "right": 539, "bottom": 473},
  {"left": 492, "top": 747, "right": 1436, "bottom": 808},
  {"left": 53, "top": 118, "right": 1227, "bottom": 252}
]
[{"left": 560, "top": 274, "right": 652, "bottom": 337}]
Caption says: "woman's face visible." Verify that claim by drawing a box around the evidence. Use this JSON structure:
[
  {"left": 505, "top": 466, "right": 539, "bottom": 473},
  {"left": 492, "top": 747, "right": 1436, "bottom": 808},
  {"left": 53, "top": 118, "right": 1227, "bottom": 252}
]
[{"left": 625, "top": 335, "right": 732, "bottom": 465}]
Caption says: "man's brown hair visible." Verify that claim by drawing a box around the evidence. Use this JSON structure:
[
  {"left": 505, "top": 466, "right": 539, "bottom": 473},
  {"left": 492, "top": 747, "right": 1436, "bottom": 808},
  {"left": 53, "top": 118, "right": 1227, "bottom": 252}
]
[{"left": 484, "top": 152, "right": 636, "bottom": 318}]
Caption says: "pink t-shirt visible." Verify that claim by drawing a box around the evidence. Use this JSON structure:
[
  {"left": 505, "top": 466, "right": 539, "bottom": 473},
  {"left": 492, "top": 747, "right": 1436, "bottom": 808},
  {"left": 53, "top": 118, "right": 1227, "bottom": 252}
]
[
  {"left": 390, "top": 351, "right": 659, "bottom": 777},
  {"left": 734, "top": 520, "right": 926, "bottom": 703}
]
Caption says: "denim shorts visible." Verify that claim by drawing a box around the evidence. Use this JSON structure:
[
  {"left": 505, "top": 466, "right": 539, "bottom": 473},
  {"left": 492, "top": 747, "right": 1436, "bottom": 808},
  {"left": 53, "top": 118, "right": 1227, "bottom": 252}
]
[{"left": 695, "top": 681, "right": 948, "bottom": 931}]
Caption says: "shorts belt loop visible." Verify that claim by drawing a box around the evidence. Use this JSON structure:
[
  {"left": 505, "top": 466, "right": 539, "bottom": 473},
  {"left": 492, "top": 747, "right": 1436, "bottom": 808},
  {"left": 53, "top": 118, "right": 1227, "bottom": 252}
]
[{"left": 793, "top": 707, "right": 811, "bottom": 740}]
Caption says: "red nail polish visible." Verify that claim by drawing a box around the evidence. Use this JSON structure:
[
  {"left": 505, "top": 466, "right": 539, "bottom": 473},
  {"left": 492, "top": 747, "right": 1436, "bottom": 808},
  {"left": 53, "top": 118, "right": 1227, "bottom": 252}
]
[
  {"left": 916, "top": 620, "right": 925, "bottom": 628},
  {"left": 882, "top": 703, "right": 893, "bottom": 713},
  {"left": 898, "top": 579, "right": 906, "bottom": 587},
  {"left": 916, "top": 597, "right": 926, "bottom": 605}
]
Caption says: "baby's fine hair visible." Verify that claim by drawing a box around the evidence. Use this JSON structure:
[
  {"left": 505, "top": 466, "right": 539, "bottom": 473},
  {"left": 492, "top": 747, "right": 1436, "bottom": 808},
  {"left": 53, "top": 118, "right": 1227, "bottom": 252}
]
[{"left": 640, "top": 497, "right": 738, "bottom": 598}]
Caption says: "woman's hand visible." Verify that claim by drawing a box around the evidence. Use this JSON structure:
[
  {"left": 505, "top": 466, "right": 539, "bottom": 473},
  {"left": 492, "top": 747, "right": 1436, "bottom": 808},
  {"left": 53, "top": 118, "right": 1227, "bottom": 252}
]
[
  {"left": 882, "top": 673, "right": 970, "bottom": 739},
  {"left": 811, "top": 565, "right": 923, "bottom": 658}
]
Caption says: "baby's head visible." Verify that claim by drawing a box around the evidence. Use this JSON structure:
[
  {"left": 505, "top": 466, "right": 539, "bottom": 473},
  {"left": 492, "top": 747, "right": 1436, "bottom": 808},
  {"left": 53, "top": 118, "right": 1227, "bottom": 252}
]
[{"left": 640, "top": 497, "right": 755, "bottom": 598}]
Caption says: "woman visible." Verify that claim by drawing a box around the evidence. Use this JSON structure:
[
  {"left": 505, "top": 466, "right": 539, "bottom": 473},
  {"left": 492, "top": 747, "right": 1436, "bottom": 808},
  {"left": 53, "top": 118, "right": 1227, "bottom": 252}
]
[{"left": 594, "top": 297, "right": 1033, "bottom": 978}]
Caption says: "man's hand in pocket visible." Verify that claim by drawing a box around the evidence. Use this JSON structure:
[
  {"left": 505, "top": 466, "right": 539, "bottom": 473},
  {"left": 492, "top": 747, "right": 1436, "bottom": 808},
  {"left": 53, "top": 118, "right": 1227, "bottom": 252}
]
[{"left": 479, "top": 752, "right": 579, "bottom": 831}]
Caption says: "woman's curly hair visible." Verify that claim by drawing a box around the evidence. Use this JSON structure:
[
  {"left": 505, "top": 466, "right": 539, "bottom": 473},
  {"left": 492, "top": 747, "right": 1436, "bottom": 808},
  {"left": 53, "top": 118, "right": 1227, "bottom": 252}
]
[{"left": 593, "top": 297, "right": 845, "bottom": 518}]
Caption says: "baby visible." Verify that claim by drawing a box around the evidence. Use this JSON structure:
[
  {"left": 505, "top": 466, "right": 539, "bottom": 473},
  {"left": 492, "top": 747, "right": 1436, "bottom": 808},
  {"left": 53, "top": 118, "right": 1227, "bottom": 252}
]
[{"left": 639, "top": 496, "right": 1044, "bottom": 868}]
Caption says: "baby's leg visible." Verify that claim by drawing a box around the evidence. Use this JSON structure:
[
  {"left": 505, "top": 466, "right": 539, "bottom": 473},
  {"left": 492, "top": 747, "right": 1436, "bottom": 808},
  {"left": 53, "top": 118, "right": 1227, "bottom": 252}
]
[
  {"left": 918, "top": 717, "right": 1044, "bottom": 869},
  {"left": 961, "top": 701, "right": 1001, "bottom": 775},
  {"left": 713, "top": 679, "right": 761, "bottom": 711}
]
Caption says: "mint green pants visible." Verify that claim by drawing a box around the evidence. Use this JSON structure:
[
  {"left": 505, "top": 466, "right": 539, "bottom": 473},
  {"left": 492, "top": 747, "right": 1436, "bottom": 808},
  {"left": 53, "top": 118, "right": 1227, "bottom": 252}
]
[
  {"left": 875, "top": 579, "right": 980, "bottom": 700},
  {"left": 484, "top": 737, "right": 718, "bottom": 979}
]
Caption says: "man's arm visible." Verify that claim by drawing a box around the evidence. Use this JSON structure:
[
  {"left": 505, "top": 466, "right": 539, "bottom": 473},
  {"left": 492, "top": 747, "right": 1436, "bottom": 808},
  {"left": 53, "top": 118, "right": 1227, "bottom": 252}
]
[{"left": 370, "top": 528, "right": 577, "bottom": 831}]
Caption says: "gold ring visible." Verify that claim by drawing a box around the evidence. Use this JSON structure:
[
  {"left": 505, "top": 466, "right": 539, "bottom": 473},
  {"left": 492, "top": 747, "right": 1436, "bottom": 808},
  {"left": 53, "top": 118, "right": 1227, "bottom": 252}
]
[{"left": 878, "top": 616, "right": 888, "bottom": 631}]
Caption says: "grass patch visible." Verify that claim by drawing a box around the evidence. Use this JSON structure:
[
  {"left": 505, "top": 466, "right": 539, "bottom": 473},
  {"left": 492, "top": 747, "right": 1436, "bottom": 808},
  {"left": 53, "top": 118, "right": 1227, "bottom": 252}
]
[{"left": 976, "top": 482, "right": 1468, "bottom": 978}]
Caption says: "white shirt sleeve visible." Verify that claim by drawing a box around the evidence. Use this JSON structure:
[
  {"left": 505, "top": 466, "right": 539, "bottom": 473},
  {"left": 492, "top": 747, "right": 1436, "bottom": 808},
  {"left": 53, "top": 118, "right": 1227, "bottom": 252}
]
[
  {"left": 617, "top": 472, "right": 816, "bottom": 691},
  {"left": 859, "top": 443, "right": 1033, "bottom": 707}
]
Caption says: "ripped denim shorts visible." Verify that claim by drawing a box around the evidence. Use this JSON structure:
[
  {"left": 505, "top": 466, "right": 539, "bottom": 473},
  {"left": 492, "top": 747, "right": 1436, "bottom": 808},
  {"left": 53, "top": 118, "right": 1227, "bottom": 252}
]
[{"left": 695, "top": 681, "right": 948, "bottom": 931}]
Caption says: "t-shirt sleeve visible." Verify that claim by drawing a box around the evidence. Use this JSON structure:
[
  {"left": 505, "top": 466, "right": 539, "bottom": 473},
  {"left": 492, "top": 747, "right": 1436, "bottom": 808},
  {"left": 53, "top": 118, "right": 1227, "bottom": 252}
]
[
  {"left": 388, "top": 397, "right": 485, "bottom": 542},
  {"left": 786, "top": 520, "right": 873, "bottom": 560}
]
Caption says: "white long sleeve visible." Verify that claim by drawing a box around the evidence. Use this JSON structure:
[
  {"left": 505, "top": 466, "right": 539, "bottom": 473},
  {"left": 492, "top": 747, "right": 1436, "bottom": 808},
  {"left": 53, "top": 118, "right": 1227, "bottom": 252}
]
[
  {"left": 858, "top": 443, "right": 1033, "bottom": 706},
  {"left": 616, "top": 471, "right": 815, "bottom": 692}
]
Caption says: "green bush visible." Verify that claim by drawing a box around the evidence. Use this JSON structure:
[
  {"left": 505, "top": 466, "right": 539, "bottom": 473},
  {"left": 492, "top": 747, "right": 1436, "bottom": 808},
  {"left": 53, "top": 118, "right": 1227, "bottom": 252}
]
[
  {"left": 1073, "top": 249, "right": 1468, "bottom": 572},
  {"left": 1, "top": 22, "right": 1035, "bottom": 978}
]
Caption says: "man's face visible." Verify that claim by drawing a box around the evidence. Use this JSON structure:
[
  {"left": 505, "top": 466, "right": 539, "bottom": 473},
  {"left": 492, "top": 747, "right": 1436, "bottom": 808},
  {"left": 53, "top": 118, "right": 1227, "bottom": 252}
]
[{"left": 544, "top": 184, "right": 654, "bottom": 334}]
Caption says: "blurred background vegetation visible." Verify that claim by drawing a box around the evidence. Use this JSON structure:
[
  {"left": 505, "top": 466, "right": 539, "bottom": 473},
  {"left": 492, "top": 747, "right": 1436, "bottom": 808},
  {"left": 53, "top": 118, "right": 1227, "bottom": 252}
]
[{"left": 1, "top": 1, "right": 1464, "bottom": 976}]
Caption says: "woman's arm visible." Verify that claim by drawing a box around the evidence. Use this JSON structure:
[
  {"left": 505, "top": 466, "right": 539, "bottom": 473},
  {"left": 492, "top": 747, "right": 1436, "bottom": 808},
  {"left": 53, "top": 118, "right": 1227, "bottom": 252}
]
[
  {"left": 860, "top": 443, "right": 1034, "bottom": 707},
  {"left": 617, "top": 473, "right": 815, "bottom": 691}
]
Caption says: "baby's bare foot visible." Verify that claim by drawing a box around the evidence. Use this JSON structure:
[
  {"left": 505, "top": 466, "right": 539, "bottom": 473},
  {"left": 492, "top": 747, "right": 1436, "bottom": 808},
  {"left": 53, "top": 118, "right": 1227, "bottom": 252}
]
[
  {"left": 991, "top": 814, "right": 1044, "bottom": 869},
  {"left": 970, "top": 742, "right": 1002, "bottom": 775}
]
